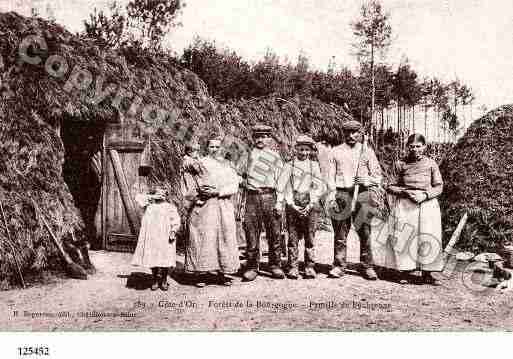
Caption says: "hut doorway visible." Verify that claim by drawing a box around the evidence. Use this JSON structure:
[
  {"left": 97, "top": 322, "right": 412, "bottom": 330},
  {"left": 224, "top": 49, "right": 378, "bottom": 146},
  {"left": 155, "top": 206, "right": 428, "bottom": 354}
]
[
  {"left": 61, "top": 119, "right": 149, "bottom": 252},
  {"left": 61, "top": 119, "right": 105, "bottom": 250}
]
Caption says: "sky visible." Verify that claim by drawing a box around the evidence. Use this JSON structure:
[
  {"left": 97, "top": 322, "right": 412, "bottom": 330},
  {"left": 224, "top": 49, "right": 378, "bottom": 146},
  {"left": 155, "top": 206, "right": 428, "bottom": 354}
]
[{"left": 2, "top": 0, "right": 513, "bottom": 112}]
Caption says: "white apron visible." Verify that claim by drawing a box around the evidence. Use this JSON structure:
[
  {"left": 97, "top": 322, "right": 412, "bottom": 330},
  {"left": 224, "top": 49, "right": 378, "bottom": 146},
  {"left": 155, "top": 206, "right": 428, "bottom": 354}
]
[{"left": 370, "top": 194, "right": 444, "bottom": 271}]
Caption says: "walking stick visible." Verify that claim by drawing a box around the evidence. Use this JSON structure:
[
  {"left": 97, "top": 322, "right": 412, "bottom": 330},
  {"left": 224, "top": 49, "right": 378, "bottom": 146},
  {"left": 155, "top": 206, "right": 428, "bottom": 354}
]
[
  {"left": 235, "top": 151, "right": 250, "bottom": 222},
  {"left": 0, "top": 198, "right": 26, "bottom": 288},
  {"left": 280, "top": 203, "right": 287, "bottom": 258},
  {"left": 350, "top": 134, "right": 368, "bottom": 213}
]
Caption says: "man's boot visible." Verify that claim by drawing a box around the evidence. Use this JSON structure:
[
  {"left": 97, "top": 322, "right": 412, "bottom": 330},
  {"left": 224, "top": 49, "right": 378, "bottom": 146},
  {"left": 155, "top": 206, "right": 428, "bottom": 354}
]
[
  {"left": 243, "top": 268, "right": 258, "bottom": 282},
  {"left": 270, "top": 266, "right": 285, "bottom": 279},
  {"left": 304, "top": 266, "right": 317, "bottom": 279},
  {"left": 328, "top": 266, "right": 345, "bottom": 278},
  {"left": 362, "top": 266, "right": 378, "bottom": 281},
  {"left": 286, "top": 267, "right": 299, "bottom": 279}
]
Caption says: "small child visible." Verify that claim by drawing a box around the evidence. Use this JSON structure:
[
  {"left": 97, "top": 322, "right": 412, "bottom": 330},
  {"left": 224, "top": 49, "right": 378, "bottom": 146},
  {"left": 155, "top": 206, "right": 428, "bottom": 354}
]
[
  {"left": 182, "top": 140, "right": 209, "bottom": 207},
  {"left": 131, "top": 187, "right": 181, "bottom": 291}
]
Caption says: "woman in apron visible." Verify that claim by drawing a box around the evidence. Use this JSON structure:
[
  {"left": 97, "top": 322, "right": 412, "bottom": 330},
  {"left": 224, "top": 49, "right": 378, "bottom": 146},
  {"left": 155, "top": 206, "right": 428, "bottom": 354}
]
[{"left": 384, "top": 133, "right": 444, "bottom": 285}]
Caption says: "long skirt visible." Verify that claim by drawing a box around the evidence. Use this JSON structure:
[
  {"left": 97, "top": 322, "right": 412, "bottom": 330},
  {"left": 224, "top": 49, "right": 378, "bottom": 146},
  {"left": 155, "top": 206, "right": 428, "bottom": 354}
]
[
  {"left": 131, "top": 203, "right": 177, "bottom": 268},
  {"left": 185, "top": 197, "right": 240, "bottom": 273},
  {"left": 370, "top": 195, "right": 444, "bottom": 271}
]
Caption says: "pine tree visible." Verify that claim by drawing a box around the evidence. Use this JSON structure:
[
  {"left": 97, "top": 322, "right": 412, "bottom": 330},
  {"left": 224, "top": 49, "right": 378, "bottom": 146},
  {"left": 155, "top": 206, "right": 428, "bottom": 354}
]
[{"left": 352, "top": 0, "right": 392, "bottom": 131}]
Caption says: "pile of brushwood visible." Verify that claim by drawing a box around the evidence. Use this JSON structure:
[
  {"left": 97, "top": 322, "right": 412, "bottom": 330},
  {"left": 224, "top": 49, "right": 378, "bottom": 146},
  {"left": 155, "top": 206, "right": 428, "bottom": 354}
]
[{"left": 439, "top": 105, "right": 513, "bottom": 252}]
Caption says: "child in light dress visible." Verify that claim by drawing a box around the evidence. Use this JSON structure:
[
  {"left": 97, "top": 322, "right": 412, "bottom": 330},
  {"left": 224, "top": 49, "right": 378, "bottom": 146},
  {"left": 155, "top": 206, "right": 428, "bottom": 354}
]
[{"left": 131, "top": 187, "right": 180, "bottom": 291}]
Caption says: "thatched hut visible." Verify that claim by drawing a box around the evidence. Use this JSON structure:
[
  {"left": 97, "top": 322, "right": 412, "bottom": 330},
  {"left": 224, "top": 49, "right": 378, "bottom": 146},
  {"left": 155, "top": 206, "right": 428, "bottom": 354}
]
[
  {"left": 0, "top": 11, "right": 222, "bottom": 287},
  {"left": 0, "top": 12, "right": 354, "bottom": 289},
  {"left": 439, "top": 105, "right": 513, "bottom": 252}
]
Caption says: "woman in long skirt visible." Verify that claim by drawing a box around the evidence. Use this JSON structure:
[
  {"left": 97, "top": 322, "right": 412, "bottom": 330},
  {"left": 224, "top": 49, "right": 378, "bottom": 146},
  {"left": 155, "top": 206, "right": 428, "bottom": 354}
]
[
  {"left": 185, "top": 137, "right": 241, "bottom": 287},
  {"left": 131, "top": 187, "right": 181, "bottom": 291},
  {"left": 383, "top": 133, "right": 444, "bottom": 285}
]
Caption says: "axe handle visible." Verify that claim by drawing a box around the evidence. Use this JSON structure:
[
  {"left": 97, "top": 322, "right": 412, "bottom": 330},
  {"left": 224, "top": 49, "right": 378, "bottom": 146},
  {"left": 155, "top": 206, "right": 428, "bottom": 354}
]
[
  {"left": 444, "top": 212, "right": 468, "bottom": 255},
  {"left": 350, "top": 135, "right": 367, "bottom": 214},
  {"left": 350, "top": 184, "right": 360, "bottom": 213},
  {"left": 235, "top": 186, "right": 246, "bottom": 222}
]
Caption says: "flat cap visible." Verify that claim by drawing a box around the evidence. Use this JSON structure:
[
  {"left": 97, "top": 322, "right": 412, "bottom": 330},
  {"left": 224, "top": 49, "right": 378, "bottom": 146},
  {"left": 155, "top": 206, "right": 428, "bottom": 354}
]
[
  {"left": 252, "top": 124, "right": 272, "bottom": 134},
  {"left": 342, "top": 120, "right": 362, "bottom": 131},
  {"left": 295, "top": 134, "right": 315, "bottom": 147}
]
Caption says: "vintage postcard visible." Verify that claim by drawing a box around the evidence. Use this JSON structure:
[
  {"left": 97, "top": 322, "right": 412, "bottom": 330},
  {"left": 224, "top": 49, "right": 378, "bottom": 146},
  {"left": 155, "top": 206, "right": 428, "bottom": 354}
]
[{"left": 0, "top": 0, "right": 512, "bottom": 343}]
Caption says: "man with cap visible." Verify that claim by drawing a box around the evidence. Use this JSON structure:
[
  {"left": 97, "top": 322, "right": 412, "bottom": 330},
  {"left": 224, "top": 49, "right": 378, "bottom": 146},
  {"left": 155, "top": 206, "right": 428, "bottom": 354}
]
[
  {"left": 327, "top": 119, "right": 382, "bottom": 280},
  {"left": 240, "top": 124, "right": 285, "bottom": 281},
  {"left": 278, "top": 135, "right": 324, "bottom": 279}
]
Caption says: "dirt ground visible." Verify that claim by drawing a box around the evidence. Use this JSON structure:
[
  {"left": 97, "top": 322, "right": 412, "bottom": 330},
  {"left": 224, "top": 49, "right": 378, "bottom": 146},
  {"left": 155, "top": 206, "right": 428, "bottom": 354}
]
[{"left": 1, "top": 231, "right": 512, "bottom": 331}]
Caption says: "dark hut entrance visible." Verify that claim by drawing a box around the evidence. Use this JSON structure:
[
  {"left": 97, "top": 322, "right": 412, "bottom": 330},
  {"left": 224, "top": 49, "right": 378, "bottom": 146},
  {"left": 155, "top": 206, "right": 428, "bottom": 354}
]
[
  {"left": 61, "top": 118, "right": 104, "bottom": 250},
  {"left": 61, "top": 118, "right": 148, "bottom": 252}
]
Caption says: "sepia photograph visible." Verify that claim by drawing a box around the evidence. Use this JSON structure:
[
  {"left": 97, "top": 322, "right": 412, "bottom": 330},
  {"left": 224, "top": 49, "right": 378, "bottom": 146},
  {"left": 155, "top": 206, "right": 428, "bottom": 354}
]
[{"left": 0, "top": 0, "right": 512, "bottom": 340}]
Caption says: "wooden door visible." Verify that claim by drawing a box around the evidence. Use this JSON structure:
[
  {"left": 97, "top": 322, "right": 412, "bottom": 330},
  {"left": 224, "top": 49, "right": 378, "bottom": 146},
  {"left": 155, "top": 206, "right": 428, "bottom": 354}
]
[{"left": 102, "top": 123, "right": 148, "bottom": 252}]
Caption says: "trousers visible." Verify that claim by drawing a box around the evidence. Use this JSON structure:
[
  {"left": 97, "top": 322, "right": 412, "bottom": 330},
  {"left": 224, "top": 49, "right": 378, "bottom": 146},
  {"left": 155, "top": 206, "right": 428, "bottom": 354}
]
[
  {"left": 286, "top": 205, "right": 317, "bottom": 269},
  {"left": 243, "top": 190, "right": 282, "bottom": 269},
  {"left": 330, "top": 188, "right": 379, "bottom": 268}
]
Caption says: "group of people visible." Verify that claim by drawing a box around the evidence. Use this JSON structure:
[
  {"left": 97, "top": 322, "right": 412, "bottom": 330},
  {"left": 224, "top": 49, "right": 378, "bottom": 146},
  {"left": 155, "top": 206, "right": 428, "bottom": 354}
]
[{"left": 130, "top": 119, "right": 445, "bottom": 291}]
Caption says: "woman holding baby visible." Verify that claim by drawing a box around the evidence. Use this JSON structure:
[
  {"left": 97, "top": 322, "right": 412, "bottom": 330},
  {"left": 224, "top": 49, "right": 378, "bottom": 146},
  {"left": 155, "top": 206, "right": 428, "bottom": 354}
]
[{"left": 183, "top": 136, "right": 241, "bottom": 287}]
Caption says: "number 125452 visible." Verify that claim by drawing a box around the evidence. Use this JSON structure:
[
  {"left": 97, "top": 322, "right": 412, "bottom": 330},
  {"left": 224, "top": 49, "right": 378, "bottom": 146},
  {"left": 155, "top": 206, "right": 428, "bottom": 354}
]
[{"left": 17, "top": 347, "right": 50, "bottom": 356}]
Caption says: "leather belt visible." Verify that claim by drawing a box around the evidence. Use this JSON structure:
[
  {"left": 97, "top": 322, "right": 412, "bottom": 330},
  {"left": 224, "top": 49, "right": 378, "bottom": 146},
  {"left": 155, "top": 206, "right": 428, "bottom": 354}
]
[
  {"left": 247, "top": 187, "right": 276, "bottom": 195},
  {"left": 336, "top": 186, "right": 369, "bottom": 192},
  {"left": 336, "top": 187, "right": 353, "bottom": 191}
]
